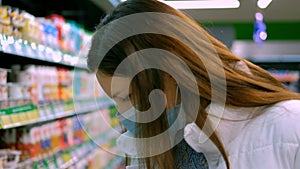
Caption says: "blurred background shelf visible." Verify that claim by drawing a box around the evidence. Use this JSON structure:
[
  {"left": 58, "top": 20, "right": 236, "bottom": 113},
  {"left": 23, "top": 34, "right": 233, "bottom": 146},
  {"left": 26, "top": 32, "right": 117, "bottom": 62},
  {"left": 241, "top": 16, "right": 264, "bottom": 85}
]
[
  {"left": 0, "top": 34, "right": 88, "bottom": 69},
  {"left": 0, "top": 97, "right": 114, "bottom": 129}
]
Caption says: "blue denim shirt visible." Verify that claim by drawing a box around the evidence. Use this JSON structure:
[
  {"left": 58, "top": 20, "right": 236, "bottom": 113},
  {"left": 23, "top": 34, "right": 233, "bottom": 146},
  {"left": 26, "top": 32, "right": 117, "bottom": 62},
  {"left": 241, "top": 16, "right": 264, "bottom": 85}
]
[
  {"left": 173, "top": 139, "right": 209, "bottom": 169},
  {"left": 124, "top": 138, "right": 209, "bottom": 169}
]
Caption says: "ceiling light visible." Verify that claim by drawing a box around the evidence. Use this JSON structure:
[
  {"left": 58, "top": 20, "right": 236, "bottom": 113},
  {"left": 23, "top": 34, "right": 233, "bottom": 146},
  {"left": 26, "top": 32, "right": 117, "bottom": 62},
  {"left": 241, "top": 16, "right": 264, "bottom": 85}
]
[
  {"left": 257, "top": 0, "right": 272, "bottom": 9},
  {"left": 118, "top": 0, "right": 240, "bottom": 9},
  {"left": 158, "top": 0, "right": 240, "bottom": 9}
]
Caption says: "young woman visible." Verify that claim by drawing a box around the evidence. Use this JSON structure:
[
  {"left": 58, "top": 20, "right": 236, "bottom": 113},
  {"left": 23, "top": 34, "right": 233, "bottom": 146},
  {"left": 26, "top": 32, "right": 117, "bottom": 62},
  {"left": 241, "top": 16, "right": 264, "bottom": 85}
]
[{"left": 87, "top": 0, "right": 300, "bottom": 168}]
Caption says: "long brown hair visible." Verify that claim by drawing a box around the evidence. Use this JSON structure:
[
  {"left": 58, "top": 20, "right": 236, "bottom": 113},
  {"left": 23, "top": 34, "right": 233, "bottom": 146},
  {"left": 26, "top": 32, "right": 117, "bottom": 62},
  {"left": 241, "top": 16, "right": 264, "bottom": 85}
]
[{"left": 87, "top": 0, "right": 300, "bottom": 168}]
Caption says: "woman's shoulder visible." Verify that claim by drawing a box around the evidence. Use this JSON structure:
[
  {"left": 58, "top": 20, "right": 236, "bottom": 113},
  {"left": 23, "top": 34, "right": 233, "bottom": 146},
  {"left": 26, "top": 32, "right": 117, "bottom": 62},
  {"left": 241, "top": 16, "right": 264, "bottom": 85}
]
[
  {"left": 227, "top": 100, "right": 300, "bottom": 168},
  {"left": 254, "top": 99, "right": 300, "bottom": 120},
  {"left": 266, "top": 99, "right": 300, "bottom": 121},
  {"left": 272, "top": 99, "right": 300, "bottom": 112},
  {"left": 225, "top": 100, "right": 300, "bottom": 158},
  {"left": 257, "top": 99, "right": 300, "bottom": 142}
]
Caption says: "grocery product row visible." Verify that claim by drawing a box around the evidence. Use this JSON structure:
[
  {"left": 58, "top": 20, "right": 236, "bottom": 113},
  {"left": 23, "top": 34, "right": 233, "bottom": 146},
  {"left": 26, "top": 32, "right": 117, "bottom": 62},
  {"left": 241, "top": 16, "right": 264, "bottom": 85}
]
[
  {"left": 0, "top": 6, "right": 91, "bottom": 54},
  {"left": 0, "top": 97, "right": 113, "bottom": 129},
  {"left": 269, "top": 70, "right": 299, "bottom": 83},
  {"left": 0, "top": 64, "right": 98, "bottom": 106},
  {"left": 0, "top": 4, "right": 91, "bottom": 69},
  {"left": 268, "top": 70, "right": 299, "bottom": 92},
  {"left": 0, "top": 34, "right": 87, "bottom": 68},
  {"left": 0, "top": 106, "right": 124, "bottom": 169},
  {"left": 0, "top": 63, "right": 112, "bottom": 129}
]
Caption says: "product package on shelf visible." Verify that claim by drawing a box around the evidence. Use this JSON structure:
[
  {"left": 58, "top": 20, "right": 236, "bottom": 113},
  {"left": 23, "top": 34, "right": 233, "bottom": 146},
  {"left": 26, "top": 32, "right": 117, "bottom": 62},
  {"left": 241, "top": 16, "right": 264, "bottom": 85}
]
[
  {"left": 0, "top": 68, "right": 9, "bottom": 107},
  {"left": 0, "top": 149, "right": 21, "bottom": 169}
]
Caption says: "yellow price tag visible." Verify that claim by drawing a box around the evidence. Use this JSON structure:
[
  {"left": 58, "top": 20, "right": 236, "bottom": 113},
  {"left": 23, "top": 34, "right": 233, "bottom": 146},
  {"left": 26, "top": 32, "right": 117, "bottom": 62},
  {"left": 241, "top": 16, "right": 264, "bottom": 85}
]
[
  {"left": 1, "top": 115, "right": 11, "bottom": 126},
  {"left": 26, "top": 111, "right": 35, "bottom": 121},
  {"left": 62, "top": 153, "right": 71, "bottom": 163},
  {"left": 32, "top": 110, "right": 40, "bottom": 120},
  {"left": 10, "top": 114, "right": 20, "bottom": 123},
  {"left": 19, "top": 113, "right": 28, "bottom": 123}
]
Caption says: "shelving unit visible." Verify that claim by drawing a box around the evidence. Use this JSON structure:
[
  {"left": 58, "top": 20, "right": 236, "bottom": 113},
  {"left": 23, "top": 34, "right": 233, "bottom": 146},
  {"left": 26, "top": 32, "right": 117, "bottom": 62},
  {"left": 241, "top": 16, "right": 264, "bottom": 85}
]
[
  {"left": 32, "top": 126, "right": 123, "bottom": 169},
  {"left": 251, "top": 60, "right": 300, "bottom": 93},
  {"left": 0, "top": 97, "right": 114, "bottom": 129},
  {"left": 0, "top": 34, "right": 87, "bottom": 69},
  {"left": 0, "top": 30, "right": 124, "bottom": 168},
  {"left": 0, "top": 5, "right": 120, "bottom": 168},
  {"left": 231, "top": 40, "right": 300, "bottom": 93}
]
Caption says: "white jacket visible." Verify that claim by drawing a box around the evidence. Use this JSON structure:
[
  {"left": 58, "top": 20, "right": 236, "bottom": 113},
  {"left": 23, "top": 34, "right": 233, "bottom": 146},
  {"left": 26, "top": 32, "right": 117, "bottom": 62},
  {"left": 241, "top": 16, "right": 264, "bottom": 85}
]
[
  {"left": 186, "top": 99, "right": 300, "bottom": 169},
  {"left": 118, "top": 100, "right": 300, "bottom": 169}
]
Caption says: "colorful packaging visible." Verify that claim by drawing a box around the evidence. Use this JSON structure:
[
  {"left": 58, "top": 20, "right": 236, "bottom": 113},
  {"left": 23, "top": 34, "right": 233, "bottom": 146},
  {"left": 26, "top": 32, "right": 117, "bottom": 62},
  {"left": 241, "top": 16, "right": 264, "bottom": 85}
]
[
  {"left": 45, "top": 14, "right": 65, "bottom": 51},
  {"left": 37, "top": 17, "right": 58, "bottom": 49},
  {"left": 57, "top": 67, "right": 72, "bottom": 101},
  {"left": 0, "top": 68, "right": 8, "bottom": 85},
  {"left": 0, "top": 85, "right": 8, "bottom": 101},
  {"left": 0, "top": 6, "right": 11, "bottom": 25},
  {"left": 0, "top": 149, "right": 21, "bottom": 168},
  {"left": 7, "top": 83, "right": 23, "bottom": 100},
  {"left": 29, "top": 127, "right": 41, "bottom": 158},
  {"left": 20, "top": 12, "right": 35, "bottom": 42}
]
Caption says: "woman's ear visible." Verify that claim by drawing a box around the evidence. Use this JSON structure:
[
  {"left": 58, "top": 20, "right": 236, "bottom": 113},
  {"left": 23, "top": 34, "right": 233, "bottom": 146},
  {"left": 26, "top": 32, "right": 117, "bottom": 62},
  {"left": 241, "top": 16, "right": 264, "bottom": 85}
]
[
  {"left": 230, "top": 60, "right": 253, "bottom": 75},
  {"left": 96, "top": 71, "right": 113, "bottom": 98}
]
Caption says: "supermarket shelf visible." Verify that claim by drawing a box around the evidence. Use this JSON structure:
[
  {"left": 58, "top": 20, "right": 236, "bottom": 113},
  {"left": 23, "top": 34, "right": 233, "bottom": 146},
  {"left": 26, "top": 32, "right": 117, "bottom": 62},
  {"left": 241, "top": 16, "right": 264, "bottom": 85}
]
[
  {"left": 61, "top": 127, "right": 122, "bottom": 169},
  {"left": 12, "top": 115, "right": 121, "bottom": 168},
  {"left": 32, "top": 140, "right": 94, "bottom": 169},
  {"left": 0, "top": 98, "right": 115, "bottom": 129},
  {"left": 26, "top": 126, "right": 121, "bottom": 169},
  {"left": 1, "top": 109, "right": 73, "bottom": 129},
  {"left": 0, "top": 34, "right": 88, "bottom": 69}
]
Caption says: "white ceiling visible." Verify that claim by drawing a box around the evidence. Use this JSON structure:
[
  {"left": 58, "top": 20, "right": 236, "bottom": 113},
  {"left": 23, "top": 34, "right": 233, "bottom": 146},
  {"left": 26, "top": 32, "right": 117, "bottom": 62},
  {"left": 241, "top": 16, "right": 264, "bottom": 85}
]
[
  {"left": 95, "top": 0, "right": 300, "bottom": 22},
  {"left": 180, "top": 0, "right": 300, "bottom": 22}
]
